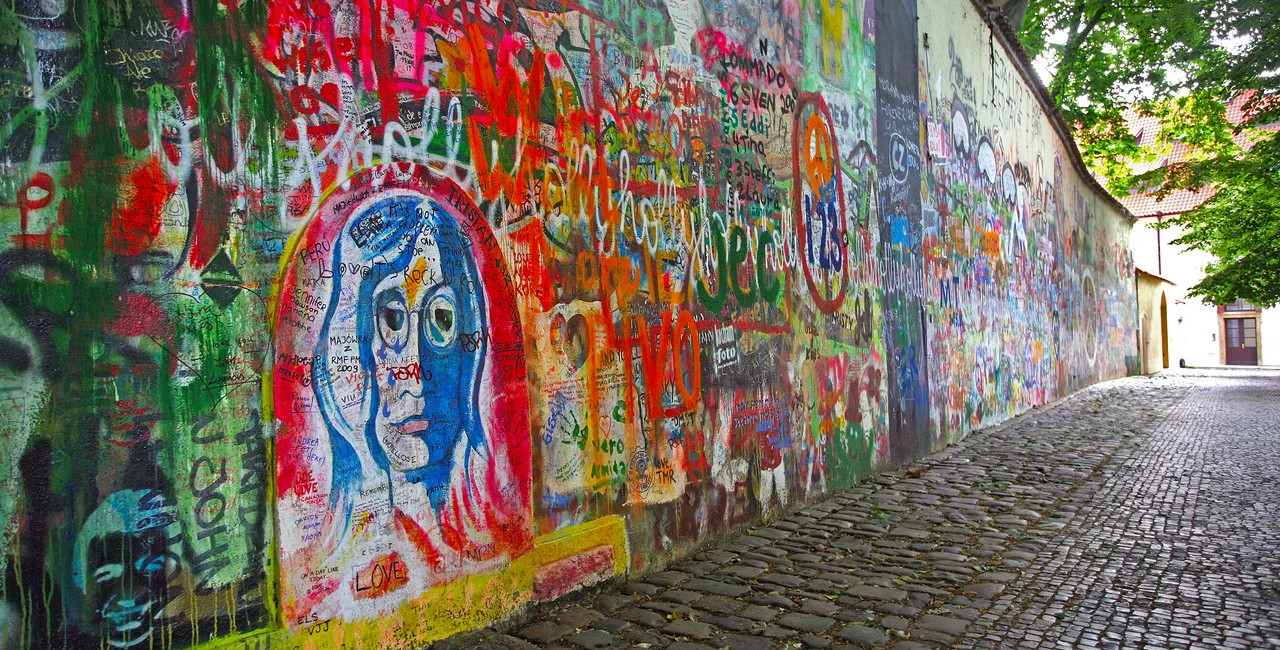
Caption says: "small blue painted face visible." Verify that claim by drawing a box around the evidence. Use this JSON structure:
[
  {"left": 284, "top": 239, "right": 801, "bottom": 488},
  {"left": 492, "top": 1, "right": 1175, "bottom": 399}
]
[
  {"left": 72, "top": 490, "right": 180, "bottom": 650},
  {"left": 90, "top": 530, "right": 169, "bottom": 648}
]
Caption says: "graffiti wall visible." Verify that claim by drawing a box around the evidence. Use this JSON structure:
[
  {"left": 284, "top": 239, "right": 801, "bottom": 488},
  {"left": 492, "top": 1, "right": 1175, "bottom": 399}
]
[
  {"left": 0, "top": 0, "right": 1133, "bottom": 647},
  {"left": 917, "top": 4, "right": 1138, "bottom": 447}
]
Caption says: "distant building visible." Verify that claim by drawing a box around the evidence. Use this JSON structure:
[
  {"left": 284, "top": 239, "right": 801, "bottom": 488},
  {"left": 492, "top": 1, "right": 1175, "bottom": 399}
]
[
  {"left": 1122, "top": 96, "right": 1279, "bottom": 367},
  {"left": 1134, "top": 267, "right": 1174, "bottom": 374}
]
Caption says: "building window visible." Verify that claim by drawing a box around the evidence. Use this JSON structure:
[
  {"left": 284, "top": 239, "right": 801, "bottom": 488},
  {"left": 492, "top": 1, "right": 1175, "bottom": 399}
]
[{"left": 1224, "top": 299, "right": 1257, "bottom": 312}]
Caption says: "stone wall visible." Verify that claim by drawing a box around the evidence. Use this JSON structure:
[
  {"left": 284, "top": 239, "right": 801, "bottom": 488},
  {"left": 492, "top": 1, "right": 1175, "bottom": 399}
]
[{"left": 0, "top": 0, "right": 1134, "bottom": 648}]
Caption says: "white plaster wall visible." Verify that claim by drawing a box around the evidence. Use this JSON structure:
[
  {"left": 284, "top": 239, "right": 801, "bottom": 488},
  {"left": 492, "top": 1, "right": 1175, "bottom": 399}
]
[
  {"left": 1132, "top": 217, "right": 1280, "bottom": 367},
  {"left": 1261, "top": 310, "right": 1280, "bottom": 366}
]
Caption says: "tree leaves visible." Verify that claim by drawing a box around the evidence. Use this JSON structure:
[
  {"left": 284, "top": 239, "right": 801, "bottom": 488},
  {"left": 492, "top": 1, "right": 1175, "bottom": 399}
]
[
  {"left": 1160, "top": 132, "right": 1280, "bottom": 307},
  {"left": 1021, "top": 0, "right": 1280, "bottom": 306}
]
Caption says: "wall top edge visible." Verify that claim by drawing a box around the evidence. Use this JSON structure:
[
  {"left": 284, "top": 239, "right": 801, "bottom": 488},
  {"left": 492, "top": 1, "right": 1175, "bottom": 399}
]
[{"left": 960, "top": 0, "right": 1139, "bottom": 224}]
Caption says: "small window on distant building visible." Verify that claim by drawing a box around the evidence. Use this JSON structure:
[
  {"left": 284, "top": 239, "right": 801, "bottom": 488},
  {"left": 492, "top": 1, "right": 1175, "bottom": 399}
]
[{"left": 1224, "top": 298, "right": 1256, "bottom": 312}]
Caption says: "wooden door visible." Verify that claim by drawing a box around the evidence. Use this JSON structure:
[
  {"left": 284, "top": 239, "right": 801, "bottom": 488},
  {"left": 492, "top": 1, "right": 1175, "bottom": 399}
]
[{"left": 1224, "top": 318, "right": 1258, "bottom": 366}]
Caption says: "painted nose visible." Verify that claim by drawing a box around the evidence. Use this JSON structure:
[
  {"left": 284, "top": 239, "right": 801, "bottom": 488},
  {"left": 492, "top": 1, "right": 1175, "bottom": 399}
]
[{"left": 388, "top": 324, "right": 423, "bottom": 401}]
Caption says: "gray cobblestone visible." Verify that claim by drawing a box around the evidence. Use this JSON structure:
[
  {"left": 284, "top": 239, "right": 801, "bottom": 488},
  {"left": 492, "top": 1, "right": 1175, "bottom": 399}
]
[
  {"left": 617, "top": 608, "right": 667, "bottom": 628},
  {"left": 662, "top": 620, "right": 714, "bottom": 638},
  {"left": 466, "top": 370, "right": 1280, "bottom": 650},
  {"left": 777, "top": 612, "right": 838, "bottom": 634},
  {"left": 587, "top": 618, "right": 629, "bottom": 634},
  {"left": 685, "top": 578, "right": 754, "bottom": 597},
  {"left": 836, "top": 623, "right": 890, "bottom": 645},
  {"left": 647, "top": 571, "right": 692, "bottom": 587},
  {"left": 801, "top": 633, "right": 834, "bottom": 647},
  {"left": 700, "top": 613, "right": 754, "bottom": 631},
  {"left": 564, "top": 629, "right": 624, "bottom": 649},
  {"left": 957, "top": 368, "right": 1280, "bottom": 650},
  {"left": 518, "top": 621, "right": 574, "bottom": 644},
  {"left": 846, "top": 584, "right": 909, "bottom": 601}
]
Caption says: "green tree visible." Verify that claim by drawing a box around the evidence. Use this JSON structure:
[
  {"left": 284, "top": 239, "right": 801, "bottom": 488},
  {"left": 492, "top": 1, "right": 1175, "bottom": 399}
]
[
  {"left": 1016, "top": 0, "right": 1280, "bottom": 306},
  {"left": 1166, "top": 132, "right": 1280, "bottom": 307}
]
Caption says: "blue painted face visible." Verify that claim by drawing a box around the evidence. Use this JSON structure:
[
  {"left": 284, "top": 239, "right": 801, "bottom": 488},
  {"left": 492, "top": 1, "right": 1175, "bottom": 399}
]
[
  {"left": 325, "top": 192, "right": 487, "bottom": 510},
  {"left": 72, "top": 490, "right": 179, "bottom": 650}
]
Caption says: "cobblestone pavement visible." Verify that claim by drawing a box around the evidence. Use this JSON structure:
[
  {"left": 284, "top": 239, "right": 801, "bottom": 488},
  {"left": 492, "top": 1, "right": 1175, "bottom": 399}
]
[
  {"left": 961, "top": 369, "right": 1280, "bottom": 650},
  {"left": 436, "top": 369, "right": 1280, "bottom": 650}
]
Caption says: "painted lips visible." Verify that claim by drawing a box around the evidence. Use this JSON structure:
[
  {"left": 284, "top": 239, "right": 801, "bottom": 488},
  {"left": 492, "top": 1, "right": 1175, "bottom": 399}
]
[
  {"left": 102, "top": 599, "right": 154, "bottom": 648},
  {"left": 392, "top": 418, "right": 431, "bottom": 435}
]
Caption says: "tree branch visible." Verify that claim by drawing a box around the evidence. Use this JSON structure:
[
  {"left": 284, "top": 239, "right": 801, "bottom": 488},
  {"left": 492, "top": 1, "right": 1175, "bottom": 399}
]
[{"left": 1052, "top": 5, "right": 1109, "bottom": 97}]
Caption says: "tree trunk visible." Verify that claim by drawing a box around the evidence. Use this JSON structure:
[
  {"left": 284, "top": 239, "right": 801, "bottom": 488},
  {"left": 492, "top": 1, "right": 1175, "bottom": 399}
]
[{"left": 996, "top": 0, "right": 1031, "bottom": 31}]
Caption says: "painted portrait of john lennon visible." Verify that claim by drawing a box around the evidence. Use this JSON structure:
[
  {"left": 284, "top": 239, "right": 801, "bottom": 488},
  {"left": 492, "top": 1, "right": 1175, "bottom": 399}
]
[{"left": 273, "top": 168, "right": 533, "bottom": 623}]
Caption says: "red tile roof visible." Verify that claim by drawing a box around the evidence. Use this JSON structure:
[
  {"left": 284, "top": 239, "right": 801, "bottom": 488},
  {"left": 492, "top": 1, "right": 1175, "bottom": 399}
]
[
  {"left": 1120, "top": 186, "right": 1216, "bottom": 218},
  {"left": 1119, "top": 92, "right": 1276, "bottom": 217}
]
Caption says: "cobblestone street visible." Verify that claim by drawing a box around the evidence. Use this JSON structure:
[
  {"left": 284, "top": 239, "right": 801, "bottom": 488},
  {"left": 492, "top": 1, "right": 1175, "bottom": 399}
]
[{"left": 438, "top": 369, "right": 1280, "bottom": 650}]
